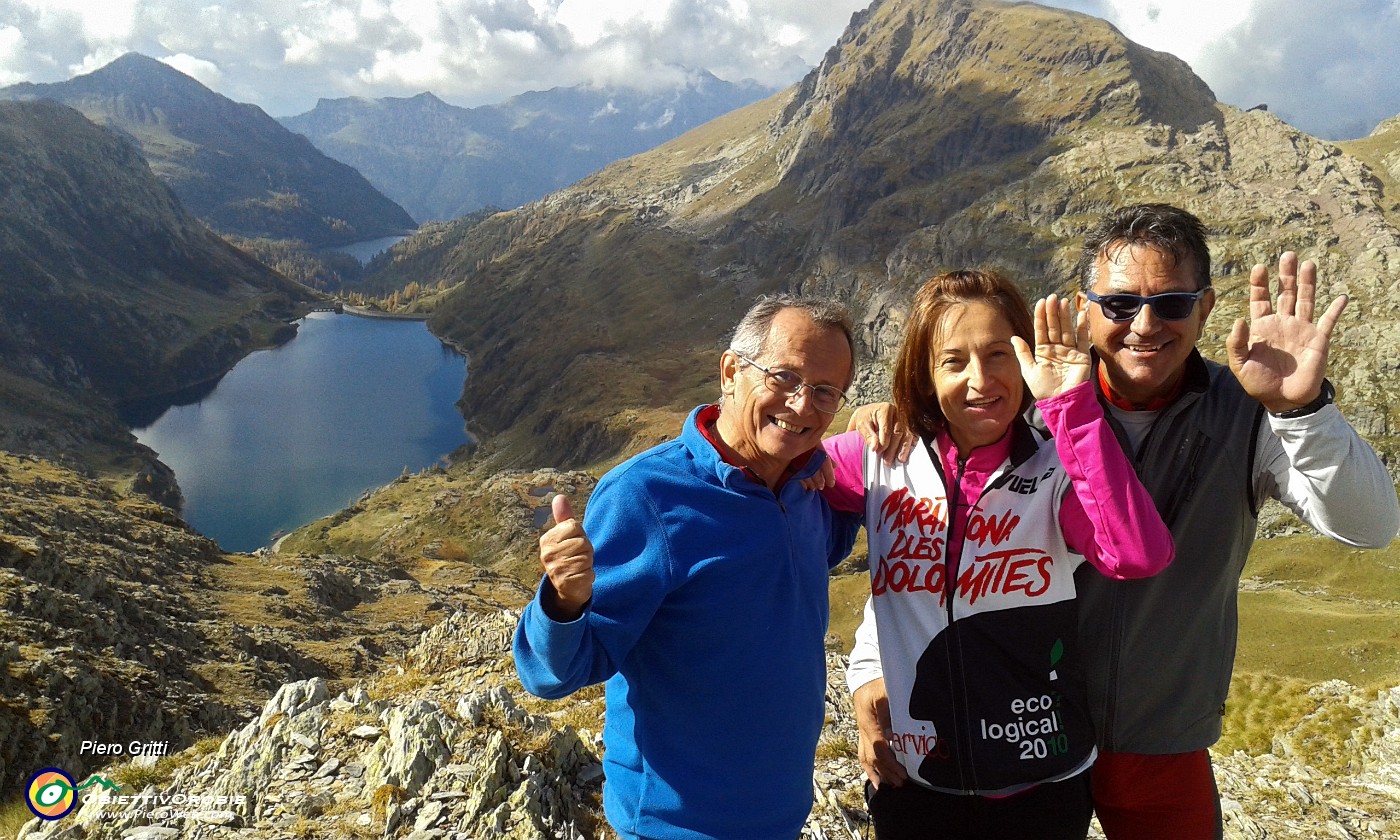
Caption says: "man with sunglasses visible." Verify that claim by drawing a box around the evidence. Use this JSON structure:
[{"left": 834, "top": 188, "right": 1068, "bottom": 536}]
[
  {"left": 514, "top": 294, "right": 862, "bottom": 840},
  {"left": 1071, "top": 203, "right": 1399, "bottom": 839}
]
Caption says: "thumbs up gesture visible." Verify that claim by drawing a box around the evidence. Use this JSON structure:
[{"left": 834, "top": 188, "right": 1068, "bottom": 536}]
[{"left": 538, "top": 494, "right": 595, "bottom": 621}]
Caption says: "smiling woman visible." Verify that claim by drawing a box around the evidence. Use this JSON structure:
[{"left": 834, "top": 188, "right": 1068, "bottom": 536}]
[
  {"left": 821, "top": 268, "right": 1173, "bottom": 840},
  {"left": 125, "top": 312, "right": 469, "bottom": 553}
]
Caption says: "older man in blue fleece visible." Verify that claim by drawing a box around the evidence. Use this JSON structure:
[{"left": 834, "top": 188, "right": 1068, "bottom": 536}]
[{"left": 514, "top": 294, "right": 863, "bottom": 840}]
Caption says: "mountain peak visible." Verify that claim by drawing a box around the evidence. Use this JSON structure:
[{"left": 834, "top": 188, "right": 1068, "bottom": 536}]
[
  {"left": 65, "top": 51, "right": 215, "bottom": 104},
  {"left": 788, "top": 0, "right": 1217, "bottom": 141},
  {"left": 407, "top": 91, "right": 447, "bottom": 106},
  {"left": 106, "top": 51, "right": 171, "bottom": 70},
  {"left": 0, "top": 53, "right": 416, "bottom": 243}
]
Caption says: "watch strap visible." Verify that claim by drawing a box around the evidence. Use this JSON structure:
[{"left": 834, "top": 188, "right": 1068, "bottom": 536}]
[{"left": 1269, "top": 379, "right": 1335, "bottom": 419}]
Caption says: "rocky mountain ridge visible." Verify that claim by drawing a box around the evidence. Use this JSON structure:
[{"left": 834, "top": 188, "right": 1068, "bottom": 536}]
[
  {"left": 0, "top": 98, "right": 318, "bottom": 492},
  {"left": 365, "top": 0, "right": 1400, "bottom": 475},
  {"left": 280, "top": 73, "right": 775, "bottom": 223},
  {"left": 1, "top": 54, "right": 415, "bottom": 247}
]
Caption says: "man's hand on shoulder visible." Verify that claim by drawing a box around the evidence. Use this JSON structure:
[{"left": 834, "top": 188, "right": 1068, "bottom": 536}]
[
  {"left": 539, "top": 494, "right": 595, "bottom": 622},
  {"left": 848, "top": 402, "right": 916, "bottom": 466}
]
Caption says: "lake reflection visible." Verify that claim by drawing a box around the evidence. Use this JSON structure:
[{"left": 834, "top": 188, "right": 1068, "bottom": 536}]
[{"left": 129, "top": 312, "right": 469, "bottom": 552}]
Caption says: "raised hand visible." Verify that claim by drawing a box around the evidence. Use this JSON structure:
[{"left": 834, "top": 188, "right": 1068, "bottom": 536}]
[
  {"left": 1226, "top": 252, "right": 1347, "bottom": 413},
  {"left": 1012, "top": 294, "right": 1091, "bottom": 401},
  {"left": 538, "top": 494, "right": 595, "bottom": 621}
]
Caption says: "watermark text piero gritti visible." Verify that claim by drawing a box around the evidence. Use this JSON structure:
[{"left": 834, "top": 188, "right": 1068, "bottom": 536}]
[{"left": 79, "top": 739, "right": 170, "bottom": 757}]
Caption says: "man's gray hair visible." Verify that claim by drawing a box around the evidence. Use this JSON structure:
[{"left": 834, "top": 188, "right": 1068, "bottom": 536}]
[{"left": 729, "top": 294, "right": 856, "bottom": 380}]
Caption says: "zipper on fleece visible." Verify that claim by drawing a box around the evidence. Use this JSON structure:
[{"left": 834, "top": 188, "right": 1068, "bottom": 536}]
[{"left": 943, "top": 454, "right": 977, "bottom": 792}]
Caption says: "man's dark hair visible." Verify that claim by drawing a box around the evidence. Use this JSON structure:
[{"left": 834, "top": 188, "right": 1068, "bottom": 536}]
[{"left": 1076, "top": 204, "right": 1212, "bottom": 292}]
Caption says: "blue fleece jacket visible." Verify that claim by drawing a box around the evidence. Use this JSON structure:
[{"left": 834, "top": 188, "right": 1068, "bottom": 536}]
[{"left": 513, "top": 405, "right": 861, "bottom": 840}]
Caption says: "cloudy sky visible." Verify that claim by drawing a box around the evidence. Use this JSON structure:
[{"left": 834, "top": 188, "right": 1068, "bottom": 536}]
[{"left": 1, "top": 0, "right": 1397, "bottom": 139}]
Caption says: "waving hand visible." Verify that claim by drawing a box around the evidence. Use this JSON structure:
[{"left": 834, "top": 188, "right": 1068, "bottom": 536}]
[
  {"left": 1012, "top": 294, "right": 1091, "bottom": 401},
  {"left": 1226, "top": 252, "right": 1347, "bottom": 413}
]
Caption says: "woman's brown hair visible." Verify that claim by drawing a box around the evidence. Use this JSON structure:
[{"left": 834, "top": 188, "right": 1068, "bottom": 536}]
[{"left": 891, "top": 269, "right": 1035, "bottom": 442}]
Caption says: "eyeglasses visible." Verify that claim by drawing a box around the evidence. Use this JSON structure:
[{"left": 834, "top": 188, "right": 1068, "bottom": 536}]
[
  {"left": 1086, "top": 289, "right": 1208, "bottom": 322},
  {"left": 735, "top": 354, "right": 849, "bottom": 414}
]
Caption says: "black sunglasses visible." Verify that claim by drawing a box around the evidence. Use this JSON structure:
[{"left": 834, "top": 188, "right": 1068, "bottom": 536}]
[{"left": 1086, "top": 289, "right": 1208, "bottom": 322}]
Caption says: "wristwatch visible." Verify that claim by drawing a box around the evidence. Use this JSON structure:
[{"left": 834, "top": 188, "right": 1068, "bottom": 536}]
[{"left": 1270, "top": 379, "right": 1335, "bottom": 419}]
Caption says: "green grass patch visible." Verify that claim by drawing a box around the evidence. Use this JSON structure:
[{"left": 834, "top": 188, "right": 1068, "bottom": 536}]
[
  {"left": 1243, "top": 535, "right": 1400, "bottom": 604},
  {"left": 0, "top": 797, "right": 35, "bottom": 835},
  {"left": 816, "top": 733, "right": 858, "bottom": 761},
  {"left": 828, "top": 571, "right": 871, "bottom": 655},
  {"left": 1236, "top": 535, "right": 1400, "bottom": 688},
  {"left": 1235, "top": 588, "right": 1400, "bottom": 687},
  {"left": 1219, "top": 672, "right": 1378, "bottom": 776},
  {"left": 1219, "top": 673, "right": 1319, "bottom": 755}
]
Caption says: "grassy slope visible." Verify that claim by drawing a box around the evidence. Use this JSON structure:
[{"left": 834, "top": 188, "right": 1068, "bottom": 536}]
[
  {"left": 1236, "top": 535, "right": 1400, "bottom": 686},
  {"left": 1221, "top": 536, "right": 1400, "bottom": 765}
]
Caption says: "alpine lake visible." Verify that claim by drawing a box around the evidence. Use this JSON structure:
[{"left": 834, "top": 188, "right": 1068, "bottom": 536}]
[{"left": 123, "top": 311, "right": 470, "bottom": 552}]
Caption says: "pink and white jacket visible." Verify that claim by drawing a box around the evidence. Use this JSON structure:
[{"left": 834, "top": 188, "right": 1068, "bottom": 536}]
[{"left": 827, "top": 382, "right": 1173, "bottom": 796}]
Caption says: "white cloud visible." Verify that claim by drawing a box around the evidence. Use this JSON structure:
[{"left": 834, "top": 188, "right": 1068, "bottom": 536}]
[
  {"left": 0, "top": 0, "right": 1396, "bottom": 138},
  {"left": 281, "top": 30, "right": 325, "bottom": 66},
  {"left": 1191, "top": 0, "right": 1400, "bottom": 138},
  {"left": 70, "top": 46, "right": 135, "bottom": 77},
  {"left": 0, "top": 0, "right": 866, "bottom": 112},
  {"left": 1099, "top": 0, "right": 1253, "bottom": 66},
  {"left": 161, "top": 53, "right": 223, "bottom": 89},
  {"left": 0, "top": 25, "right": 29, "bottom": 86},
  {"left": 22, "top": 0, "right": 139, "bottom": 42},
  {"left": 556, "top": 0, "right": 661, "bottom": 45},
  {"left": 635, "top": 107, "right": 675, "bottom": 130}
]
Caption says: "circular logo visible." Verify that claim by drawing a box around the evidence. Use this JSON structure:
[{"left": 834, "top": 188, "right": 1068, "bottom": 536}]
[{"left": 26, "top": 768, "right": 78, "bottom": 820}]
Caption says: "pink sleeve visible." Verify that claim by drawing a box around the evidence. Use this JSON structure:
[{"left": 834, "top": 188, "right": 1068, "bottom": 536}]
[
  {"left": 820, "top": 430, "right": 868, "bottom": 514},
  {"left": 1040, "top": 382, "right": 1174, "bottom": 579}
]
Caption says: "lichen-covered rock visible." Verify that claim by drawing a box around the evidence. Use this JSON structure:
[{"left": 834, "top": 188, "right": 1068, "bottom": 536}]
[{"left": 22, "top": 606, "right": 607, "bottom": 839}]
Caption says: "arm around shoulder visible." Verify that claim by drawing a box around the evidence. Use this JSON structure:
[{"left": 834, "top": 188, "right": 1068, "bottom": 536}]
[{"left": 821, "top": 430, "right": 870, "bottom": 514}]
